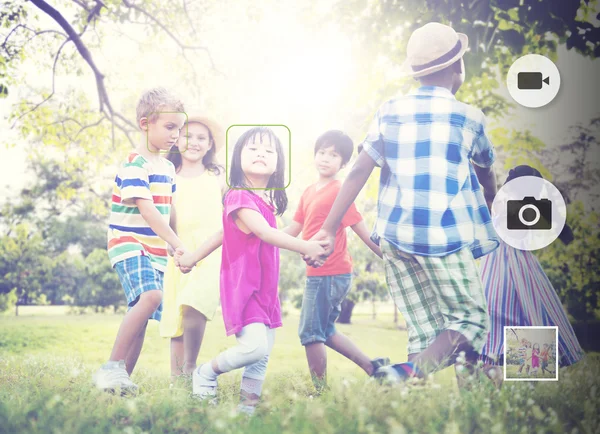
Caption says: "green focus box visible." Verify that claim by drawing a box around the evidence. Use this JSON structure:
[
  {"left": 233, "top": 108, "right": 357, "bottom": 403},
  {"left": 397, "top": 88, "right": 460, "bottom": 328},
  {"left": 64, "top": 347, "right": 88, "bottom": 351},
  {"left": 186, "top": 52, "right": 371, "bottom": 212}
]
[{"left": 225, "top": 124, "right": 292, "bottom": 190}]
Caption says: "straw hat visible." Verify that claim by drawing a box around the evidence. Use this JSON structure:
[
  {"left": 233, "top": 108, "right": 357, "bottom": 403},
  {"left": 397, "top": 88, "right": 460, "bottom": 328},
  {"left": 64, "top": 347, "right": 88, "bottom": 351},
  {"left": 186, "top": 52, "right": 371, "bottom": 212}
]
[
  {"left": 400, "top": 22, "right": 469, "bottom": 78},
  {"left": 185, "top": 114, "right": 225, "bottom": 154}
]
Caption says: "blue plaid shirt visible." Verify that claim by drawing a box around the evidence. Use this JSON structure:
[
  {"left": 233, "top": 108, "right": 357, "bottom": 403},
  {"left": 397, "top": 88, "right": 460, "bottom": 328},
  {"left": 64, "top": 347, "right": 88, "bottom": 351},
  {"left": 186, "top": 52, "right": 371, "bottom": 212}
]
[{"left": 361, "top": 86, "right": 499, "bottom": 258}]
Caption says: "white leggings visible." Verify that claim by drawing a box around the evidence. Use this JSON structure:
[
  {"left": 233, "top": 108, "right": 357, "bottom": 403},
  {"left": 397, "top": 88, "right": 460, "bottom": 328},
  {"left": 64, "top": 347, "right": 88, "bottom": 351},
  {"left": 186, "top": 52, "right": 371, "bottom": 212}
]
[{"left": 216, "top": 323, "right": 276, "bottom": 382}]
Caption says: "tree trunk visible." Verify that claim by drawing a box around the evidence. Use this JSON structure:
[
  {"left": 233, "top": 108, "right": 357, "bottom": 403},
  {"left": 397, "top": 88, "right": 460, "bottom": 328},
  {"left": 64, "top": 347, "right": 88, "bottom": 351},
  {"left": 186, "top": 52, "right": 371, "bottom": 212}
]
[
  {"left": 394, "top": 305, "right": 398, "bottom": 325},
  {"left": 15, "top": 302, "right": 18, "bottom": 317},
  {"left": 337, "top": 299, "right": 355, "bottom": 324},
  {"left": 372, "top": 295, "right": 376, "bottom": 319}
]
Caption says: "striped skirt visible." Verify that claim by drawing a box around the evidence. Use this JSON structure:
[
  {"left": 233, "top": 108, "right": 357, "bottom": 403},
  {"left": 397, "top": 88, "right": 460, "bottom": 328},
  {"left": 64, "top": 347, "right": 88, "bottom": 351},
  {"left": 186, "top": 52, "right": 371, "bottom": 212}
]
[{"left": 478, "top": 241, "right": 584, "bottom": 366}]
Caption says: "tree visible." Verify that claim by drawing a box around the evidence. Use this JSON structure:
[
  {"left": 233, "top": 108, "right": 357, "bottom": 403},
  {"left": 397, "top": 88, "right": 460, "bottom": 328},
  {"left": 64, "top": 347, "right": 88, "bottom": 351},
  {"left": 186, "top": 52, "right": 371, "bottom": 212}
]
[
  {"left": 76, "top": 248, "right": 123, "bottom": 312},
  {"left": 2, "top": 0, "right": 219, "bottom": 145},
  {"left": 0, "top": 223, "right": 52, "bottom": 315},
  {"left": 537, "top": 201, "right": 600, "bottom": 322}
]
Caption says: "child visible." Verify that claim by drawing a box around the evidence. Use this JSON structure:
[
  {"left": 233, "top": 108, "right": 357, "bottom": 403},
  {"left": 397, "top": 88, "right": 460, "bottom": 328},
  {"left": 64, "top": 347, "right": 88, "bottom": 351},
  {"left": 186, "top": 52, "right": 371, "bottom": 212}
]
[
  {"left": 478, "top": 165, "right": 584, "bottom": 379},
  {"left": 176, "top": 127, "right": 328, "bottom": 414},
  {"left": 516, "top": 339, "right": 528, "bottom": 376},
  {"left": 161, "top": 115, "right": 226, "bottom": 381},
  {"left": 93, "top": 88, "right": 188, "bottom": 393},
  {"left": 540, "top": 344, "right": 553, "bottom": 374},
  {"left": 531, "top": 343, "right": 540, "bottom": 376},
  {"left": 304, "top": 22, "right": 500, "bottom": 382},
  {"left": 284, "top": 130, "right": 387, "bottom": 390}
]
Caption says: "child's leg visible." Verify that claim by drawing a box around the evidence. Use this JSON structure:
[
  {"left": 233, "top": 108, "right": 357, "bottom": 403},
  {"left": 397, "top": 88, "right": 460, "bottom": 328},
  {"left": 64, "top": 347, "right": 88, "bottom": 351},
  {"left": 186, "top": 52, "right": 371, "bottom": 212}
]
[
  {"left": 305, "top": 342, "right": 328, "bottom": 386},
  {"left": 170, "top": 336, "right": 184, "bottom": 378},
  {"left": 412, "top": 249, "right": 488, "bottom": 375},
  {"left": 124, "top": 320, "right": 148, "bottom": 376},
  {"left": 378, "top": 245, "right": 487, "bottom": 379},
  {"left": 325, "top": 332, "right": 375, "bottom": 375},
  {"left": 182, "top": 305, "right": 208, "bottom": 375},
  {"left": 194, "top": 323, "right": 269, "bottom": 400},
  {"left": 239, "top": 327, "right": 276, "bottom": 414},
  {"left": 199, "top": 323, "right": 269, "bottom": 379},
  {"left": 109, "top": 289, "right": 162, "bottom": 366}
]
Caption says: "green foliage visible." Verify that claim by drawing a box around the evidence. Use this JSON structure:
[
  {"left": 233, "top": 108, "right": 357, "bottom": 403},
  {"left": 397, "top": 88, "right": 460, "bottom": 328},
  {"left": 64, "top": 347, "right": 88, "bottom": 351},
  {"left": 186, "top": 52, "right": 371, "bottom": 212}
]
[
  {"left": 0, "top": 223, "right": 52, "bottom": 309},
  {"left": 77, "top": 249, "right": 123, "bottom": 312},
  {"left": 537, "top": 201, "right": 600, "bottom": 321},
  {"left": 0, "top": 315, "right": 600, "bottom": 433},
  {"left": 0, "top": 288, "right": 17, "bottom": 312}
]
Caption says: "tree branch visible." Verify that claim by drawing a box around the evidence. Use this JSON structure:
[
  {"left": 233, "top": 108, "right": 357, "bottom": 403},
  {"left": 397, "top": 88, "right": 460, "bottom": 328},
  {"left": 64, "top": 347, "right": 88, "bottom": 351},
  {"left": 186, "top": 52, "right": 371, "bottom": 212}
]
[
  {"left": 121, "top": 0, "right": 220, "bottom": 72},
  {"left": 30, "top": 0, "right": 114, "bottom": 115},
  {"left": 10, "top": 37, "right": 70, "bottom": 129}
]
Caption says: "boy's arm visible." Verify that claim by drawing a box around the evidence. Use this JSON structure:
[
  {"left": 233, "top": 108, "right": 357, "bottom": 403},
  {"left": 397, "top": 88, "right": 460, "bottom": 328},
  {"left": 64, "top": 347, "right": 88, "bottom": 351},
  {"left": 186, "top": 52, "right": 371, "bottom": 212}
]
[
  {"left": 169, "top": 203, "right": 178, "bottom": 234},
  {"left": 473, "top": 164, "right": 498, "bottom": 210},
  {"left": 236, "top": 208, "right": 327, "bottom": 256},
  {"left": 350, "top": 220, "right": 382, "bottom": 258},
  {"left": 136, "top": 198, "right": 184, "bottom": 250},
  {"left": 305, "top": 151, "right": 377, "bottom": 265},
  {"left": 282, "top": 220, "right": 303, "bottom": 237}
]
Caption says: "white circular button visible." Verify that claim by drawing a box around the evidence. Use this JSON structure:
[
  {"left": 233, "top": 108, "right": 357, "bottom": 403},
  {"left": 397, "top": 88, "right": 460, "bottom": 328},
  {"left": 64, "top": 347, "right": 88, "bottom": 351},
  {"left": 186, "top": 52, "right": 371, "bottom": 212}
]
[
  {"left": 507, "top": 54, "right": 560, "bottom": 108},
  {"left": 491, "top": 176, "right": 567, "bottom": 251}
]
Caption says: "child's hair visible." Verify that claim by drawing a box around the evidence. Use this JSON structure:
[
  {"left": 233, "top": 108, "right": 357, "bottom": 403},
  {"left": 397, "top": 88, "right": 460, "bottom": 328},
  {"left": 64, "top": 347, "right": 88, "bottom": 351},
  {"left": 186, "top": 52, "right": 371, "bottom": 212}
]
[
  {"left": 314, "top": 130, "right": 354, "bottom": 165},
  {"left": 229, "top": 127, "right": 288, "bottom": 216},
  {"left": 167, "top": 120, "right": 223, "bottom": 176},
  {"left": 136, "top": 87, "right": 184, "bottom": 125},
  {"left": 505, "top": 164, "right": 574, "bottom": 245},
  {"left": 533, "top": 343, "right": 540, "bottom": 351}
]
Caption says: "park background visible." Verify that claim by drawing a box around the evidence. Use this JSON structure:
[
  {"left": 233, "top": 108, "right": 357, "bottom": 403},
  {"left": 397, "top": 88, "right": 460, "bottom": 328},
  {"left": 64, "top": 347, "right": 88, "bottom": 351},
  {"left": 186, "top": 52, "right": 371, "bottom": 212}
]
[{"left": 1, "top": 0, "right": 600, "bottom": 433}]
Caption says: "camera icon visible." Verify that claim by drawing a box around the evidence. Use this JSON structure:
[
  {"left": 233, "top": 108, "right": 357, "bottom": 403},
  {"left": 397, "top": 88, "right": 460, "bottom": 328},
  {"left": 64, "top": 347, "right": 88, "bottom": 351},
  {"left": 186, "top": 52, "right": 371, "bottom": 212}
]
[{"left": 506, "top": 197, "right": 552, "bottom": 230}]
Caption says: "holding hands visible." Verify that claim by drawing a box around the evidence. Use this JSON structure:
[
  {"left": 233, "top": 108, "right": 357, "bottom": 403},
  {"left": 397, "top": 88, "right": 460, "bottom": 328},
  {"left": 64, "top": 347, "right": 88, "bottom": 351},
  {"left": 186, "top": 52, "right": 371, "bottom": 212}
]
[
  {"left": 303, "top": 229, "right": 335, "bottom": 268},
  {"left": 169, "top": 245, "right": 194, "bottom": 274}
]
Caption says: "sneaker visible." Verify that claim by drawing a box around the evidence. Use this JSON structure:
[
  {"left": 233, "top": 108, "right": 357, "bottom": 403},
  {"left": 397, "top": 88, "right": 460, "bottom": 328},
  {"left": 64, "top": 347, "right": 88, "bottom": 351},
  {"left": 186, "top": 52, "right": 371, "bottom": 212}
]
[
  {"left": 192, "top": 364, "right": 218, "bottom": 403},
  {"left": 370, "top": 357, "right": 390, "bottom": 375},
  {"left": 92, "top": 360, "right": 138, "bottom": 395},
  {"left": 373, "top": 362, "right": 422, "bottom": 384}
]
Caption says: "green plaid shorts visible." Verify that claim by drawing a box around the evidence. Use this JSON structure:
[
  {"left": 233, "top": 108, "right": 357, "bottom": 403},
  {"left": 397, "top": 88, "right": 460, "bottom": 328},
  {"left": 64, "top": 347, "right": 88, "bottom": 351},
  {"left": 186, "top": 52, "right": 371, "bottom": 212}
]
[{"left": 381, "top": 240, "right": 489, "bottom": 355}]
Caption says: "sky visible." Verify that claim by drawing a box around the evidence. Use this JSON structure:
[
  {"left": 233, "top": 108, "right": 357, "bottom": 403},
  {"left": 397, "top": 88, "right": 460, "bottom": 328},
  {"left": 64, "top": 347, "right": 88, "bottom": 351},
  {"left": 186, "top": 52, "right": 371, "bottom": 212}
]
[{"left": 1, "top": 3, "right": 599, "bottom": 202}]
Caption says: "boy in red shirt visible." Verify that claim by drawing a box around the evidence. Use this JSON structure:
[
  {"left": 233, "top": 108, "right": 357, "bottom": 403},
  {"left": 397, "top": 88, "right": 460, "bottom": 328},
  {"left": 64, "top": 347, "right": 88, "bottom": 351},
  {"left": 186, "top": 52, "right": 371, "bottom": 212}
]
[{"left": 285, "top": 130, "right": 386, "bottom": 390}]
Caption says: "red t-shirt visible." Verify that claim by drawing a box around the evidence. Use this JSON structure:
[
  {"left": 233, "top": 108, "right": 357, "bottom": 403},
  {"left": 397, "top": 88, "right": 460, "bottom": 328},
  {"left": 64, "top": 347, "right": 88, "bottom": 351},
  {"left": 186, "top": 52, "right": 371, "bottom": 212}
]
[{"left": 293, "top": 180, "right": 363, "bottom": 277}]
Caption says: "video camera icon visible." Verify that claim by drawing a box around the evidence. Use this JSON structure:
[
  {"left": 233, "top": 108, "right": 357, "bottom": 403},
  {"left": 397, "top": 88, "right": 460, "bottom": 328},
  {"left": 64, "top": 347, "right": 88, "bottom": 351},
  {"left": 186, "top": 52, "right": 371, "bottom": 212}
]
[
  {"left": 517, "top": 72, "right": 550, "bottom": 90},
  {"left": 507, "top": 54, "right": 560, "bottom": 108}
]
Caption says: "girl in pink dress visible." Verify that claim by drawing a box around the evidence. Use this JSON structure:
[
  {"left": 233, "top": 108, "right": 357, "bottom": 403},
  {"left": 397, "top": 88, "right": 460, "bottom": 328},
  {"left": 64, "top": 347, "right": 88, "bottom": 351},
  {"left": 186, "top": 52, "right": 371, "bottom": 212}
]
[
  {"left": 531, "top": 343, "right": 540, "bottom": 376},
  {"left": 177, "top": 127, "right": 327, "bottom": 414}
]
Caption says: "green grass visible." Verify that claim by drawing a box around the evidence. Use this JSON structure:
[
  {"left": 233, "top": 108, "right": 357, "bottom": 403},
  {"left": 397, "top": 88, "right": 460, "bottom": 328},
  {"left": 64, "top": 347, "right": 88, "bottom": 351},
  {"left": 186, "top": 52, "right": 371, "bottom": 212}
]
[
  {"left": 1, "top": 314, "right": 599, "bottom": 433},
  {"left": 505, "top": 364, "right": 557, "bottom": 380}
]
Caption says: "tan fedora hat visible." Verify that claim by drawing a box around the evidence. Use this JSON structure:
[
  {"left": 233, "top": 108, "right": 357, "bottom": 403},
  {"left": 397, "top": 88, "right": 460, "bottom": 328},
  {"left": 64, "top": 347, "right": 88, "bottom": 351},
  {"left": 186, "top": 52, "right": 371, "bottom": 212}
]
[
  {"left": 400, "top": 22, "right": 469, "bottom": 78},
  {"left": 185, "top": 114, "right": 225, "bottom": 154}
]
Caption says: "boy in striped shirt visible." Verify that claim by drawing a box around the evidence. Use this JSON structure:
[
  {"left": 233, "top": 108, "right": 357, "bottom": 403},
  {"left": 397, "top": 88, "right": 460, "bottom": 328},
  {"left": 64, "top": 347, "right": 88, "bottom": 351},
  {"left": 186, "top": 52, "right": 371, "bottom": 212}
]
[{"left": 93, "top": 88, "right": 189, "bottom": 393}]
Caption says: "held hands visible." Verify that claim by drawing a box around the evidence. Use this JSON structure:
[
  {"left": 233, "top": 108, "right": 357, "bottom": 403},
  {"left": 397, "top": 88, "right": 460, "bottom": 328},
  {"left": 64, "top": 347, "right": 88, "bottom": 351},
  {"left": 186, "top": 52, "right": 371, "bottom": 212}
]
[
  {"left": 303, "top": 229, "right": 335, "bottom": 268},
  {"left": 173, "top": 247, "right": 194, "bottom": 274}
]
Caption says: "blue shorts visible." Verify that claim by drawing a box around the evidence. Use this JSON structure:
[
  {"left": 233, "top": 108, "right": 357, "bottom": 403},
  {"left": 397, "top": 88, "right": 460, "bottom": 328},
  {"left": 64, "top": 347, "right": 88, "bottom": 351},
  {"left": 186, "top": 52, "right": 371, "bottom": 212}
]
[
  {"left": 298, "top": 274, "right": 352, "bottom": 345},
  {"left": 114, "top": 255, "right": 164, "bottom": 321}
]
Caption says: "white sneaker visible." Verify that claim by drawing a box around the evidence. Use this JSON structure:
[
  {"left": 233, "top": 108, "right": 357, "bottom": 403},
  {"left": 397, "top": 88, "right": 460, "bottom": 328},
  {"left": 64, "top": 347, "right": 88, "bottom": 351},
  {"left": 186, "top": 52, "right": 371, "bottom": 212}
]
[
  {"left": 92, "top": 360, "right": 138, "bottom": 394},
  {"left": 192, "top": 364, "right": 217, "bottom": 403}
]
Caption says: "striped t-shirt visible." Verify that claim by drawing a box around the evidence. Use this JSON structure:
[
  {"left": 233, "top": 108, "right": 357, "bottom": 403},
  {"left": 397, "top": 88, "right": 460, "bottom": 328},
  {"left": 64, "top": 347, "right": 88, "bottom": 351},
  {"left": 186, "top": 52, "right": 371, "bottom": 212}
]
[{"left": 107, "top": 153, "right": 176, "bottom": 272}]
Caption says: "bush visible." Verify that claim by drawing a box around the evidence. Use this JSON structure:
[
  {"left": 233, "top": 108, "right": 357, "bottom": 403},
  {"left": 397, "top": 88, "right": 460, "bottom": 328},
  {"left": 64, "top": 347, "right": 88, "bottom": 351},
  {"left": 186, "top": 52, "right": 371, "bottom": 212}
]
[{"left": 0, "top": 288, "right": 17, "bottom": 313}]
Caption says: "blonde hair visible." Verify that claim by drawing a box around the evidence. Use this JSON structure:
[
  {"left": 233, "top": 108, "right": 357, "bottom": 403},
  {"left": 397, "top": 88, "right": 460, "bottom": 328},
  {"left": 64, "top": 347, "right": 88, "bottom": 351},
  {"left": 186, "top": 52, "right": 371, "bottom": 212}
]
[{"left": 135, "top": 87, "right": 184, "bottom": 126}]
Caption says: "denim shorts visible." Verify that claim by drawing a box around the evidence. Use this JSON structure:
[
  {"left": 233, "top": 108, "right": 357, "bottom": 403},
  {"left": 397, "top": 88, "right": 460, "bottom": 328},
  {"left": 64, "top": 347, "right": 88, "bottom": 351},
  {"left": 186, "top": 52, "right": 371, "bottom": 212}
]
[
  {"left": 298, "top": 274, "right": 352, "bottom": 345},
  {"left": 114, "top": 255, "right": 164, "bottom": 321}
]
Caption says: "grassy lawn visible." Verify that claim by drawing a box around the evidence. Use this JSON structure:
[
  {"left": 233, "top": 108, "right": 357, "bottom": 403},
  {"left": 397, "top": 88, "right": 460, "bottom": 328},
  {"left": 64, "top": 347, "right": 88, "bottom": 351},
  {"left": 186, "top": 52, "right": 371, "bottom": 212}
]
[
  {"left": 505, "top": 364, "right": 558, "bottom": 380},
  {"left": 1, "top": 313, "right": 599, "bottom": 433}
]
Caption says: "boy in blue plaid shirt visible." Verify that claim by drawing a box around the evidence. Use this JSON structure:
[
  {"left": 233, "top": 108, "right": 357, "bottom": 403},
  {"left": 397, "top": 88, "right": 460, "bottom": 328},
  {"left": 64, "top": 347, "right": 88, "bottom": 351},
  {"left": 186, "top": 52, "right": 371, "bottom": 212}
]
[{"left": 305, "top": 22, "right": 499, "bottom": 382}]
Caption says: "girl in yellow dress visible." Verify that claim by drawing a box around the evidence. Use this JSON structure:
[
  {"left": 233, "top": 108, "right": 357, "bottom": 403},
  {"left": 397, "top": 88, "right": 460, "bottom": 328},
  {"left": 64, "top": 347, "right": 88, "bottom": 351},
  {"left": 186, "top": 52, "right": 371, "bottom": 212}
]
[{"left": 163, "top": 115, "right": 226, "bottom": 379}]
